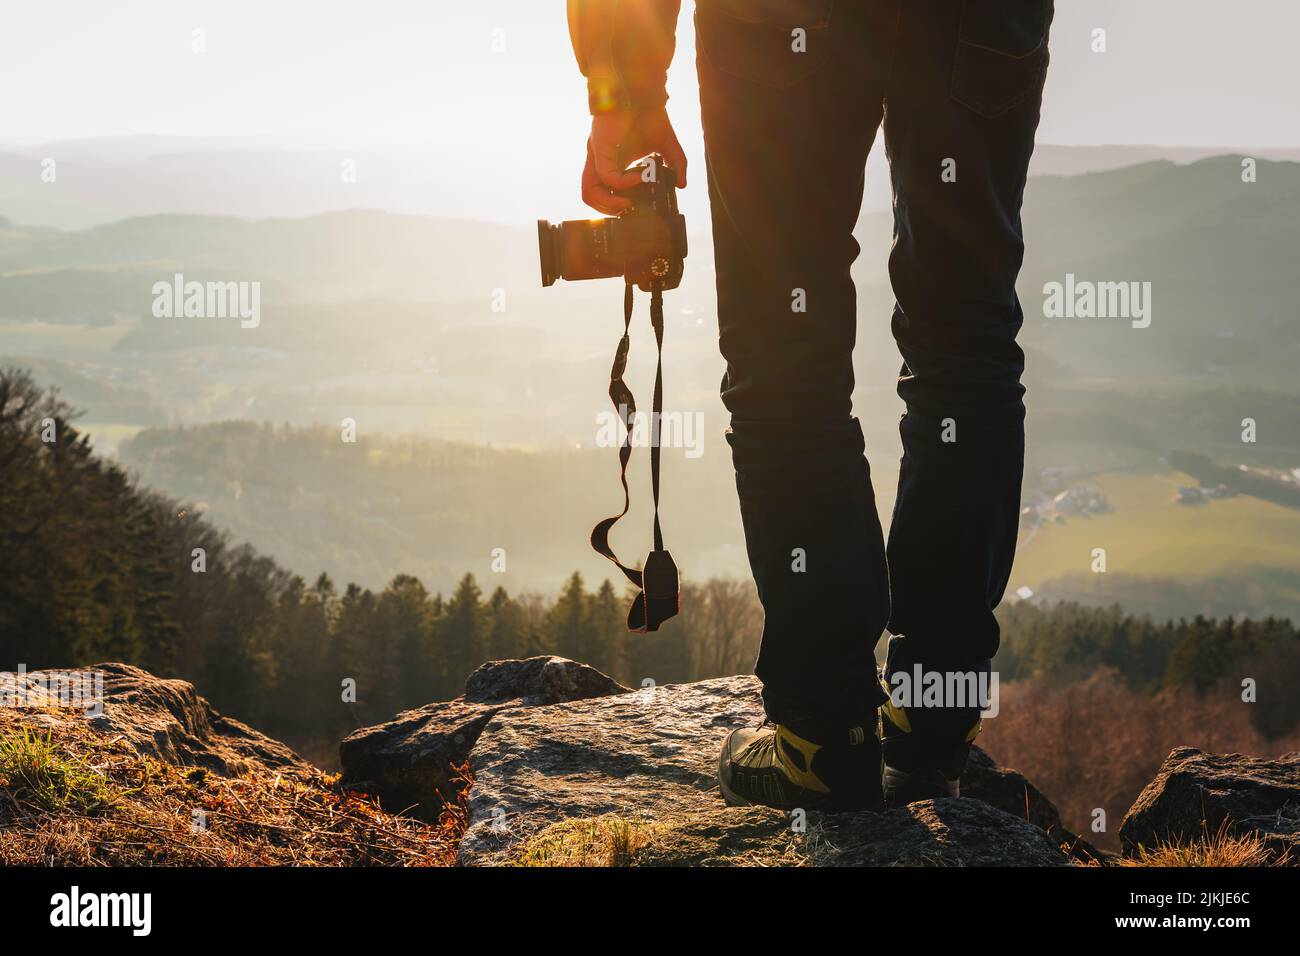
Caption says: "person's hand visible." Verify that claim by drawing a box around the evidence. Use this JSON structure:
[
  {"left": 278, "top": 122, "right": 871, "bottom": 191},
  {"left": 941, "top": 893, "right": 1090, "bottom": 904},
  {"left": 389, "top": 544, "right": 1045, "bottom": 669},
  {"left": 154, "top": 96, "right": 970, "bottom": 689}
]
[{"left": 582, "top": 106, "right": 688, "bottom": 215}]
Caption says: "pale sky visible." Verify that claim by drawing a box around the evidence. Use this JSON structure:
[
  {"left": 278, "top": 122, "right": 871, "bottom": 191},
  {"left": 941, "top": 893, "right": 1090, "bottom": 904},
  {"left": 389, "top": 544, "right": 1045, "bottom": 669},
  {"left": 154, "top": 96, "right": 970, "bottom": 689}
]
[
  {"left": 6, "top": 0, "right": 1300, "bottom": 146},
  {"left": 3, "top": 1, "right": 1298, "bottom": 223}
]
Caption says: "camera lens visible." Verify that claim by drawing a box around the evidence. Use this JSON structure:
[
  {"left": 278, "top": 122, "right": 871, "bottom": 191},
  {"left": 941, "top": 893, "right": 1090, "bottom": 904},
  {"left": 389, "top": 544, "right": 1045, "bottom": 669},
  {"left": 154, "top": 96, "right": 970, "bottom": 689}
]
[{"left": 537, "top": 220, "right": 561, "bottom": 287}]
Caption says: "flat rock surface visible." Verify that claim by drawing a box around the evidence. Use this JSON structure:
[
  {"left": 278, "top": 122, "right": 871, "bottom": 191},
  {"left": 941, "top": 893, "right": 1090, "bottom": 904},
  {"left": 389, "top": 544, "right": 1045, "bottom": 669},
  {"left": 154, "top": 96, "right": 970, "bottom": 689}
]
[
  {"left": 629, "top": 799, "right": 1070, "bottom": 867},
  {"left": 459, "top": 676, "right": 756, "bottom": 863},
  {"left": 458, "top": 674, "right": 1069, "bottom": 865}
]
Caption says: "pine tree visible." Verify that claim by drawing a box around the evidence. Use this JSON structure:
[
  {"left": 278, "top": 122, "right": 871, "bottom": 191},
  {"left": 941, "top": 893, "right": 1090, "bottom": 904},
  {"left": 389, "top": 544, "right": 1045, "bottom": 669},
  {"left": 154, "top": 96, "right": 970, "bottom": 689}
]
[{"left": 440, "top": 574, "right": 487, "bottom": 697}]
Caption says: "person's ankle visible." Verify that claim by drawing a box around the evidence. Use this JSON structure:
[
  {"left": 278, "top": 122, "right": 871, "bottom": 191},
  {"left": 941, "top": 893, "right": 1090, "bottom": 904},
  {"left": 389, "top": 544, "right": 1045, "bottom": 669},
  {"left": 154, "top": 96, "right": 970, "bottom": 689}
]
[{"left": 782, "top": 716, "right": 877, "bottom": 747}]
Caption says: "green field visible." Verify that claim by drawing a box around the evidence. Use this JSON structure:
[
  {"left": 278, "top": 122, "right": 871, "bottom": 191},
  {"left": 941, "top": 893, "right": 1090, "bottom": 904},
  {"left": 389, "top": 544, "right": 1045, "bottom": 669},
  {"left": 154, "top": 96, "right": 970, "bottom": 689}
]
[{"left": 1012, "top": 471, "right": 1300, "bottom": 606}]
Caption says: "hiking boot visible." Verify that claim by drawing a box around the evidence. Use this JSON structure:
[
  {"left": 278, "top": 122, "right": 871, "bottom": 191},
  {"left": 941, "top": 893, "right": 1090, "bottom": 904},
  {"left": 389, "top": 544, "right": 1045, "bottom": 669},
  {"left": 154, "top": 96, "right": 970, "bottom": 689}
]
[
  {"left": 878, "top": 684, "right": 982, "bottom": 807},
  {"left": 718, "top": 719, "right": 882, "bottom": 813}
]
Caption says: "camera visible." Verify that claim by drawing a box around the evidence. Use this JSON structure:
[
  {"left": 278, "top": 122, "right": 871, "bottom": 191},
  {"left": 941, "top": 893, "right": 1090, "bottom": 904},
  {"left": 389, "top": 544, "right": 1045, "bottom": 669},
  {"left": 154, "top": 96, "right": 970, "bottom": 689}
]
[{"left": 538, "top": 153, "right": 688, "bottom": 292}]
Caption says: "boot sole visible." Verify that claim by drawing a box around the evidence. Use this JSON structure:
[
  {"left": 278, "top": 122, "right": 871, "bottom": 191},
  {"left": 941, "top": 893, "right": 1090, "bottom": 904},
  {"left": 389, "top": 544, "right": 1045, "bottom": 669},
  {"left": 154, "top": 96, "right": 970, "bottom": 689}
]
[{"left": 717, "top": 741, "right": 753, "bottom": 808}]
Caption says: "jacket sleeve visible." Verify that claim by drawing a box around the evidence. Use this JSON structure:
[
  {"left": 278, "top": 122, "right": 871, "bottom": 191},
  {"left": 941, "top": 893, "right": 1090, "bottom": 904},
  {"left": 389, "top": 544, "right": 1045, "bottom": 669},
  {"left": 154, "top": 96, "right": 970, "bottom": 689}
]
[{"left": 567, "top": 0, "right": 681, "bottom": 114}]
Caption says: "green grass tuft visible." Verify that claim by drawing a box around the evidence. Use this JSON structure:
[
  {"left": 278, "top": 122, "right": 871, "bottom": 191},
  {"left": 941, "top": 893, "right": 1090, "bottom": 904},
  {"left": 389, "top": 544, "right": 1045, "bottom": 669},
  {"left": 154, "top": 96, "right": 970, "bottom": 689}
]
[{"left": 0, "top": 725, "right": 116, "bottom": 815}]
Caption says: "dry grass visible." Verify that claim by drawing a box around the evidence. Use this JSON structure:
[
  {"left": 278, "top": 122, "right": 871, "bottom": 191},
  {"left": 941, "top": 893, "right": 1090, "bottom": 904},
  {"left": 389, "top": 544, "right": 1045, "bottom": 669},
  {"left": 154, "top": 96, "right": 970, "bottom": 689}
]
[
  {"left": 510, "top": 808, "right": 844, "bottom": 868},
  {"left": 1121, "top": 820, "right": 1292, "bottom": 867},
  {"left": 0, "top": 709, "right": 464, "bottom": 866},
  {"left": 513, "top": 814, "right": 662, "bottom": 867}
]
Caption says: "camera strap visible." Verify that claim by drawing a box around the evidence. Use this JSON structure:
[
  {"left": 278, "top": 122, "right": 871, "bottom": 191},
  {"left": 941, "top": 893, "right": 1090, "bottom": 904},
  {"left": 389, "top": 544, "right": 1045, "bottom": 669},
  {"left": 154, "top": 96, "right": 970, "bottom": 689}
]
[{"left": 589, "top": 280, "right": 680, "bottom": 632}]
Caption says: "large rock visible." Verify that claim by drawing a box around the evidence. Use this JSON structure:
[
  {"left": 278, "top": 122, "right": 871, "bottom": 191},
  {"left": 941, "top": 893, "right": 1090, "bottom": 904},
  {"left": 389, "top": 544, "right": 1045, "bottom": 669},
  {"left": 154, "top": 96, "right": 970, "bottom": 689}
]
[
  {"left": 1119, "top": 747, "right": 1300, "bottom": 862},
  {"left": 963, "top": 746, "right": 1106, "bottom": 863},
  {"left": 463, "top": 655, "right": 629, "bottom": 704},
  {"left": 339, "top": 656, "right": 630, "bottom": 817},
  {"left": 0, "top": 662, "right": 309, "bottom": 779},
  {"left": 457, "top": 672, "right": 1070, "bottom": 866}
]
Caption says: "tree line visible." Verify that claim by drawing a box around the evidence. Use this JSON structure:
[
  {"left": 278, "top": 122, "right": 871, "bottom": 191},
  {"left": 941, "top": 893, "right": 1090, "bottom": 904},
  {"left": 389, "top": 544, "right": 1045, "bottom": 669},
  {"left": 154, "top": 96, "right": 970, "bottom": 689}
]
[
  {"left": 3, "top": 367, "right": 1298, "bottom": 762},
  {"left": 996, "top": 599, "right": 1300, "bottom": 738}
]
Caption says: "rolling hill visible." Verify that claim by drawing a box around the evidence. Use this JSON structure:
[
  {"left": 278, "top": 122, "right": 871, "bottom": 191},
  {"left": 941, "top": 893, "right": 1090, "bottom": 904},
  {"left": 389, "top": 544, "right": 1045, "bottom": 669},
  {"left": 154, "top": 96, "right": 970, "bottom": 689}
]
[{"left": 4, "top": 154, "right": 1299, "bottom": 611}]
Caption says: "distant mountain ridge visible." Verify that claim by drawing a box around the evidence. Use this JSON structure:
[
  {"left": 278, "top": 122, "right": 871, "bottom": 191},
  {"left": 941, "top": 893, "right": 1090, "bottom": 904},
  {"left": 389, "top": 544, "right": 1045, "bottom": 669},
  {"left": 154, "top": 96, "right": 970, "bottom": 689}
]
[{"left": 5, "top": 136, "right": 1300, "bottom": 230}]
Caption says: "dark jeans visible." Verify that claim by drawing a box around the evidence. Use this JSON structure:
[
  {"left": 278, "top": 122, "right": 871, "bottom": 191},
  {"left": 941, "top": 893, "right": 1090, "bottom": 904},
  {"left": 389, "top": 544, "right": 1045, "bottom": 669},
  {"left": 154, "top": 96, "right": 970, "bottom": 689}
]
[{"left": 696, "top": 0, "right": 1052, "bottom": 727}]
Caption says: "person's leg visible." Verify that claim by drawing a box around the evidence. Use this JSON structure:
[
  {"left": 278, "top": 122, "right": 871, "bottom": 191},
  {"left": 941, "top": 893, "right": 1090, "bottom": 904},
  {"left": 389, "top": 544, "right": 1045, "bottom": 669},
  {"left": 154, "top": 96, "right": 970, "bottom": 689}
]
[
  {"left": 880, "top": 0, "right": 1053, "bottom": 794},
  {"left": 696, "top": 0, "right": 889, "bottom": 729}
]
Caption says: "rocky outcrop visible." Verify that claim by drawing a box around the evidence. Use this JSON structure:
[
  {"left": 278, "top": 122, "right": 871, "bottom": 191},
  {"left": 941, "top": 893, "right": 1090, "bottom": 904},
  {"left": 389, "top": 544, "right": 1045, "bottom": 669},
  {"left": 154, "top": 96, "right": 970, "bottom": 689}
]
[
  {"left": 455, "top": 673, "right": 1072, "bottom": 866},
  {"left": 1119, "top": 747, "right": 1300, "bottom": 863},
  {"left": 0, "top": 662, "right": 458, "bottom": 867},
  {"left": 338, "top": 656, "right": 629, "bottom": 817},
  {"left": 334, "top": 659, "right": 1119, "bottom": 864},
  {"left": 341, "top": 660, "right": 1094, "bottom": 859},
  {"left": 21, "top": 658, "right": 1292, "bottom": 867},
  {"left": 0, "top": 662, "right": 310, "bottom": 779}
]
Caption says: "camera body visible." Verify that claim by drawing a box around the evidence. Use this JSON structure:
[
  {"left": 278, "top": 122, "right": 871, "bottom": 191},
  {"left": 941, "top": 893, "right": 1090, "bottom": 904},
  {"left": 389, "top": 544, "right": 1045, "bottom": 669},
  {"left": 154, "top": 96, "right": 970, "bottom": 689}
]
[{"left": 538, "top": 154, "right": 687, "bottom": 292}]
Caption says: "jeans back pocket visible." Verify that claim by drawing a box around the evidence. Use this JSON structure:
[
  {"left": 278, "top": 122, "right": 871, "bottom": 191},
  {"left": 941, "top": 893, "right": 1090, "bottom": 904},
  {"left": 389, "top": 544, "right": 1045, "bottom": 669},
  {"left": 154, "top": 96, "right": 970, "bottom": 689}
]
[
  {"left": 950, "top": 0, "right": 1053, "bottom": 118},
  {"left": 697, "top": 0, "right": 836, "bottom": 89}
]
